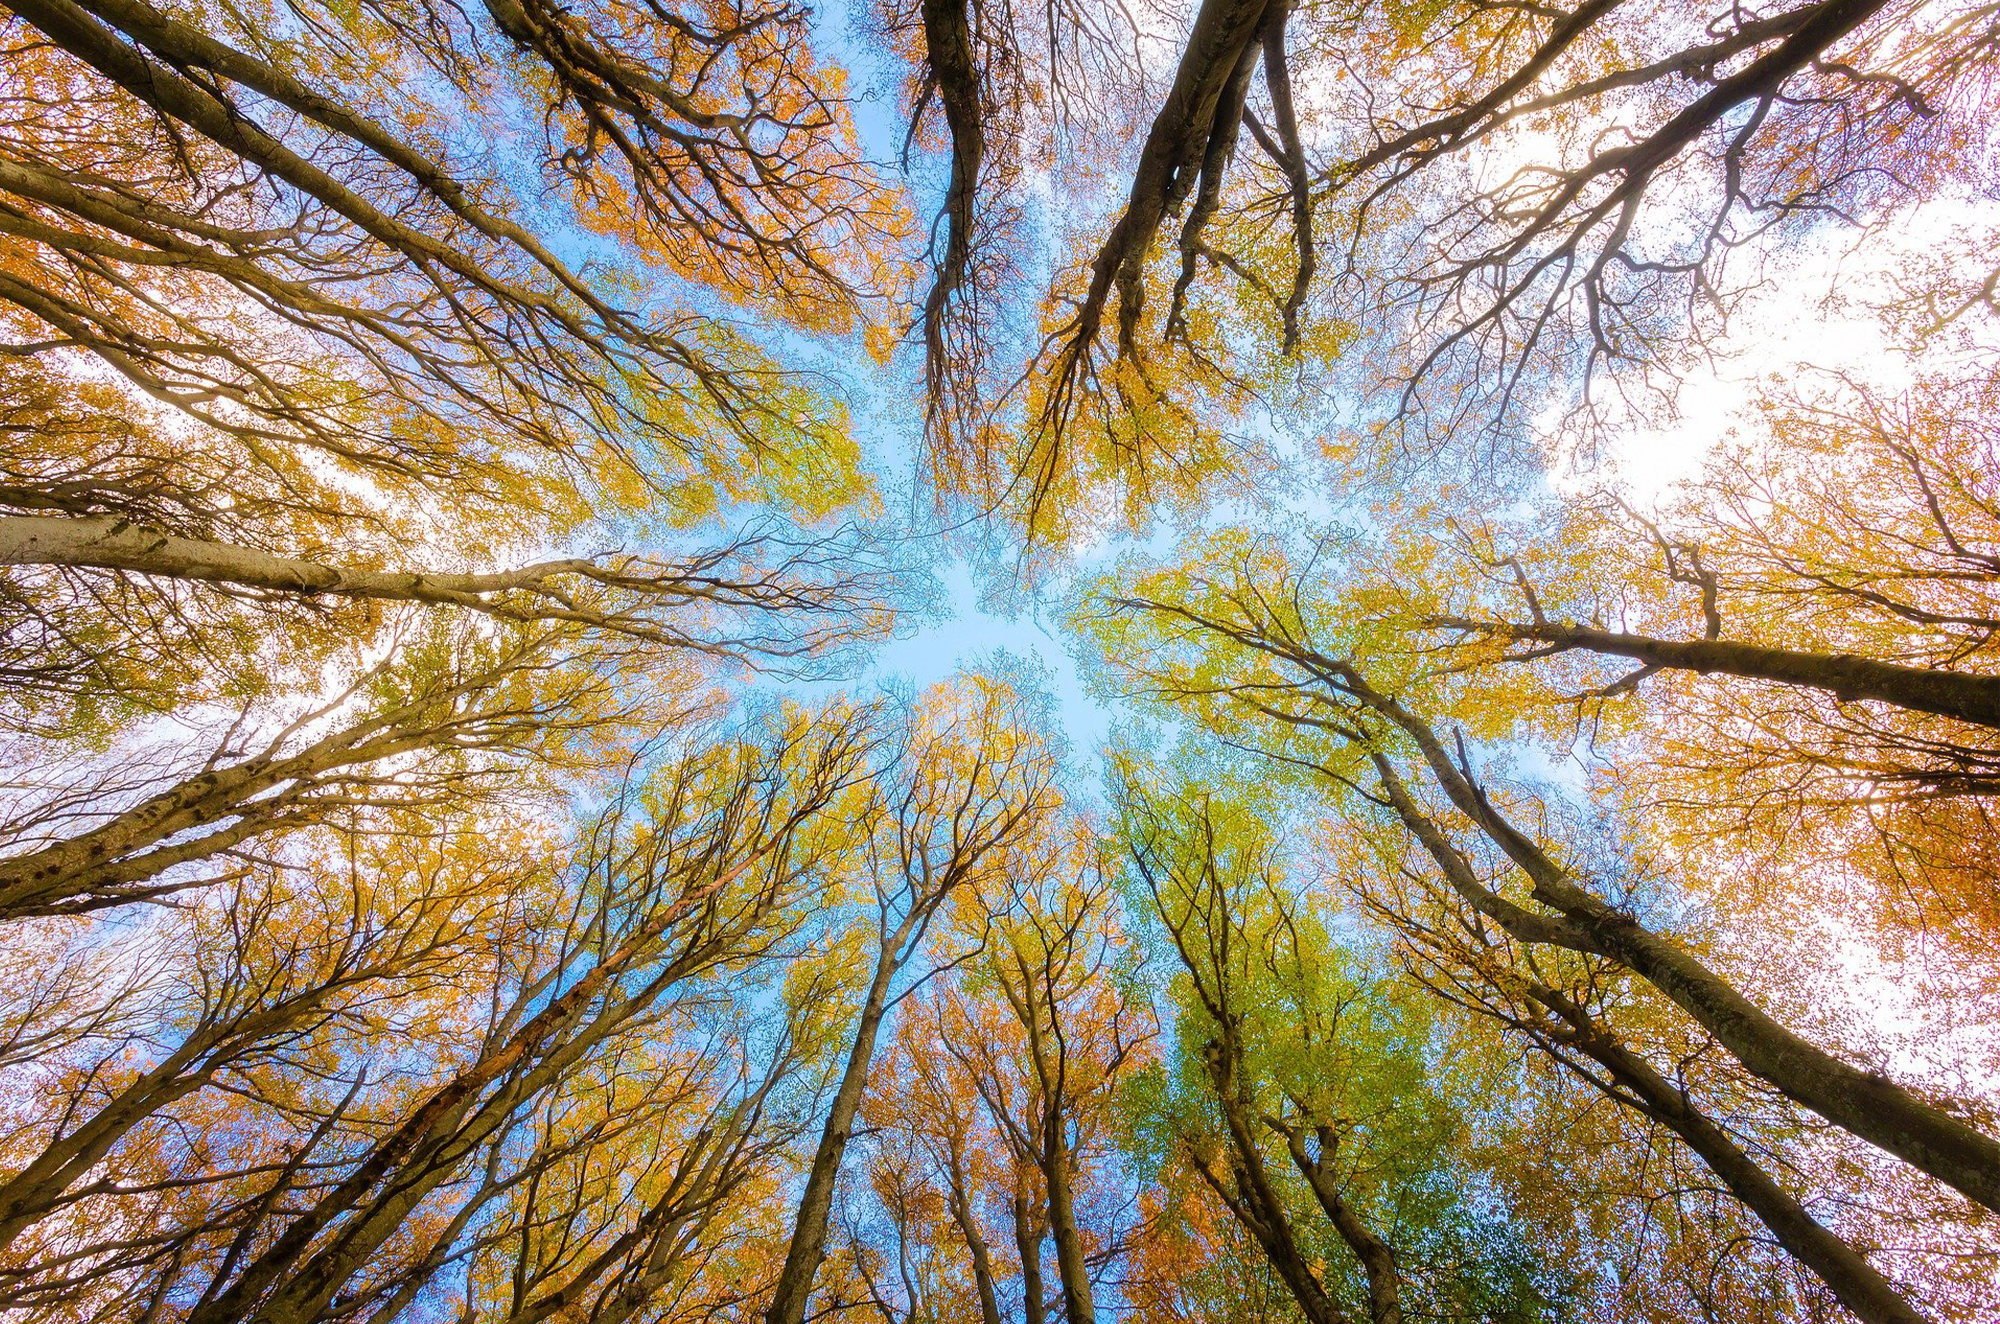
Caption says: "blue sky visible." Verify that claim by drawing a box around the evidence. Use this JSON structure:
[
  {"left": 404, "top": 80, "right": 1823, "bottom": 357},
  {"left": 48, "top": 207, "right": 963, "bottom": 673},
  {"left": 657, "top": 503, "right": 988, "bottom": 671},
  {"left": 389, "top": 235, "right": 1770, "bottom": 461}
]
[{"left": 861, "top": 556, "right": 1117, "bottom": 756}]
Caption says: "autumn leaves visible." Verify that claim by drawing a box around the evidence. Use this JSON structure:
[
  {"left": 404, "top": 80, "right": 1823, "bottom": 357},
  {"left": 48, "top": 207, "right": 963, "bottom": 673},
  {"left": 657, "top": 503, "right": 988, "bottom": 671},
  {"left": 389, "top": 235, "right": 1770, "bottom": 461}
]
[
  {"left": 0, "top": 0, "right": 908, "bottom": 1316},
  {"left": 4, "top": 0, "right": 2000, "bottom": 1321}
]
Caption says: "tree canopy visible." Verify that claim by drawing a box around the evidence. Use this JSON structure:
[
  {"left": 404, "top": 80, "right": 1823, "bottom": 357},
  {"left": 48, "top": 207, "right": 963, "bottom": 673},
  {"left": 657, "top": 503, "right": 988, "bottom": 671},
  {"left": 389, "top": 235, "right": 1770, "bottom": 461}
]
[{"left": 2, "top": 0, "right": 1997, "bottom": 1320}]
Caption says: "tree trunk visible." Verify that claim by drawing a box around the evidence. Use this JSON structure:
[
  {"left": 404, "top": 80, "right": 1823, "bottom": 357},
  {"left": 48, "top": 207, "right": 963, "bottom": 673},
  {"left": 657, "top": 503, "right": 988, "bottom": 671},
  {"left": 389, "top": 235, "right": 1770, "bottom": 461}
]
[
  {"left": 763, "top": 938, "right": 902, "bottom": 1324},
  {"left": 0, "top": 513, "right": 595, "bottom": 606},
  {"left": 917, "top": 0, "right": 984, "bottom": 388},
  {"left": 1039, "top": 1114, "right": 1095, "bottom": 1324},
  {"left": 1525, "top": 983, "right": 1928, "bottom": 1324},
  {"left": 1359, "top": 683, "right": 2000, "bottom": 1215},
  {"left": 1015, "top": 971, "right": 1095, "bottom": 1324},
  {"left": 0, "top": 1053, "right": 212, "bottom": 1250},
  {"left": 1445, "top": 617, "right": 2000, "bottom": 731},
  {"left": 1012, "top": 1194, "right": 1047, "bottom": 1324},
  {"left": 1198, "top": 1043, "right": 1344, "bottom": 1324},
  {"left": 1278, "top": 1129, "right": 1401, "bottom": 1324},
  {"left": 0, "top": 991, "right": 342, "bottom": 1251},
  {"left": 943, "top": 1138, "right": 1004, "bottom": 1324},
  {"left": 0, "top": 675, "right": 494, "bottom": 920},
  {"left": 1089, "top": 0, "right": 1269, "bottom": 345}
]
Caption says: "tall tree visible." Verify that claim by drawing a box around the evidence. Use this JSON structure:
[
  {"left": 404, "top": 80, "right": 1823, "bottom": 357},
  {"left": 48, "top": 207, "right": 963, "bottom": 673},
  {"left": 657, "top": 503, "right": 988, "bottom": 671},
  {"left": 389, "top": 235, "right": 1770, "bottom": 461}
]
[
  {"left": 887, "top": 0, "right": 1999, "bottom": 531},
  {"left": 0, "top": 0, "right": 900, "bottom": 474},
  {"left": 0, "top": 0, "right": 898, "bottom": 757},
  {"left": 860, "top": 816, "right": 1156, "bottom": 1324},
  {"left": 763, "top": 677, "right": 1059, "bottom": 1324},
  {"left": 6, "top": 700, "right": 877, "bottom": 1324},
  {"left": 0, "top": 622, "right": 625, "bottom": 920},
  {"left": 1401, "top": 369, "right": 2000, "bottom": 967},
  {"left": 1117, "top": 768, "right": 1570, "bottom": 1324},
  {"left": 1089, "top": 537, "right": 2000, "bottom": 1261}
]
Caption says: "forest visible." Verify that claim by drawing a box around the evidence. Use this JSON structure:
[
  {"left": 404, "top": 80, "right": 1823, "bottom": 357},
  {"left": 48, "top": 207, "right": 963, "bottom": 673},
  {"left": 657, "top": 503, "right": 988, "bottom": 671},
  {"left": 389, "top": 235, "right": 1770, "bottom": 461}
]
[{"left": 0, "top": 0, "right": 1996, "bottom": 1319}]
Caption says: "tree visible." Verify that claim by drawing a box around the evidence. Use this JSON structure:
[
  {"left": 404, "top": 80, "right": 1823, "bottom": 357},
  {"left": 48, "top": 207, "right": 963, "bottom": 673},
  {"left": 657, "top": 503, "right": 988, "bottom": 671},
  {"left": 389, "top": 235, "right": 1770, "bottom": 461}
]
[
  {"left": 1117, "top": 766, "right": 1570, "bottom": 1324},
  {"left": 1294, "top": 0, "right": 1976, "bottom": 450},
  {"left": 1087, "top": 536, "right": 1997, "bottom": 1304},
  {"left": 849, "top": 807, "right": 1155, "bottom": 1324},
  {"left": 0, "top": 622, "right": 623, "bottom": 920},
  {"left": 963, "top": 823, "right": 1153, "bottom": 1324},
  {"left": 1400, "top": 368, "right": 2000, "bottom": 967},
  {"left": 0, "top": 700, "right": 874, "bottom": 1323},
  {"left": 0, "top": 826, "right": 542, "bottom": 1280},
  {"left": 1, "top": 0, "right": 899, "bottom": 477},
  {"left": 763, "top": 676, "right": 1059, "bottom": 1324},
  {"left": 0, "top": 0, "right": 896, "bottom": 750},
  {"left": 862, "top": 990, "right": 1018, "bottom": 1324},
  {"left": 889, "top": 0, "right": 2000, "bottom": 530},
  {"left": 874, "top": 0, "right": 1142, "bottom": 488},
  {"left": 1342, "top": 760, "right": 1929, "bottom": 1324},
  {"left": 0, "top": 494, "right": 893, "bottom": 730},
  {"left": 4, "top": 0, "right": 1998, "bottom": 1314}
]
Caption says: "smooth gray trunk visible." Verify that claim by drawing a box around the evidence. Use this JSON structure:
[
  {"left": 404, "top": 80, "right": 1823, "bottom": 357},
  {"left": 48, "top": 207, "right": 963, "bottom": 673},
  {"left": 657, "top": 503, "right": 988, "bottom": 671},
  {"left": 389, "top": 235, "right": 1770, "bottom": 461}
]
[
  {"left": 0, "top": 513, "right": 591, "bottom": 606},
  {"left": 1363, "top": 683, "right": 2000, "bottom": 1214},
  {"left": 762, "top": 940, "right": 902, "bottom": 1324}
]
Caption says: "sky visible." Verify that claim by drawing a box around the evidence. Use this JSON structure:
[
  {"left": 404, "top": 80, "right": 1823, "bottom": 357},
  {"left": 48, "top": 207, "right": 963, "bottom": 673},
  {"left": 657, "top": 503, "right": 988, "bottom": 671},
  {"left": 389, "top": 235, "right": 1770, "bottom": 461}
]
[{"left": 861, "top": 557, "right": 1117, "bottom": 757}]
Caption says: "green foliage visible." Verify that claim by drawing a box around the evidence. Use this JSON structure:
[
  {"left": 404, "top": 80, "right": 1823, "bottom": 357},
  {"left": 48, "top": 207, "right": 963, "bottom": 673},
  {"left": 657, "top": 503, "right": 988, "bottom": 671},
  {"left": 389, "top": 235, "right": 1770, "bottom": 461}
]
[{"left": 1114, "top": 767, "right": 1580, "bottom": 1323}]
